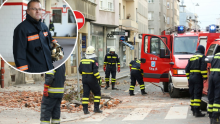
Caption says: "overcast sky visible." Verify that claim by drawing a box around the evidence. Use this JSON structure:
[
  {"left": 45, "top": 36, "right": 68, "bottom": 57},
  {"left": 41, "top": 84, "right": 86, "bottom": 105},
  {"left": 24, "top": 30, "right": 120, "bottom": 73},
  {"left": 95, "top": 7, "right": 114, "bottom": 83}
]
[{"left": 180, "top": 0, "right": 220, "bottom": 29}]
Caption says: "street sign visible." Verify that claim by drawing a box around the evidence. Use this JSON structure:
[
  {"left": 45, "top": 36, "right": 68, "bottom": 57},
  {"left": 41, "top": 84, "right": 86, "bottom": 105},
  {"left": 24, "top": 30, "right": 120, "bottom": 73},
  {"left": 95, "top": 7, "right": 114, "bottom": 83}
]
[
  {"left": 73, "top": 11, "right": 85, "bottom": 30},
  {"left": 111, "top": 31, "right": 126, "bottom": 35},
  {"left": 120, "top": 36, "right": 125, "bottom": 41}
]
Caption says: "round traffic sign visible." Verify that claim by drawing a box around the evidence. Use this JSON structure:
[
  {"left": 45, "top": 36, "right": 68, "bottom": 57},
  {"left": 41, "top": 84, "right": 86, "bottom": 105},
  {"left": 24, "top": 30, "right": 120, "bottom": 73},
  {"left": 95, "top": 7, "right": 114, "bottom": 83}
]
[
  {"left": 73, "top": 11, "right": 85, "bottom": 30},
  {"left": 120, "top": 36, "right": 125, "bottom": 41}
]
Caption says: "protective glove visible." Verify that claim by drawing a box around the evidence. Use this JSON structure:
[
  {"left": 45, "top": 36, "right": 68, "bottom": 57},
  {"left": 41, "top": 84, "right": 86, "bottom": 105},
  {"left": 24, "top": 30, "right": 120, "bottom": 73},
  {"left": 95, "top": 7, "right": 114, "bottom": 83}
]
[
  {"left": 117, "top": 67, "right": 120, "bottom": 73},
  {"left": 43, "top": 84, "right": 50, "bottom": 97},
  {"left": 103, "top": 65, "right": 106, "bottom": 72},
  {"left": 130, "top": 66, "right": 131, "bottom": 72},
  {"left": 98, "top": 79, "right": 102, "bottom": 86}
]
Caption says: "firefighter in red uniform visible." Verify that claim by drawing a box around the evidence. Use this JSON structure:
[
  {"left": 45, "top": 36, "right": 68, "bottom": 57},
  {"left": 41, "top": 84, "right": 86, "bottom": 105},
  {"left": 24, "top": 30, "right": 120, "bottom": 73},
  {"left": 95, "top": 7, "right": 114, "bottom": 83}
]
[
  {"left": 78, "top": 46, "right": 102, "bottom": 114},
  {"left": 129, "top": 58, "right": 147, "bottom": 96},
  {"left": 40, "top": 64, "right": 66, "bottom": 124},
  {"left": 13, "top": 0, "right": 56, "bottom": 72},
  {"left": 208, "top": 52, "right": 220, "bottom": 124},
  {"left": 185, "top": 45, "right": 207, "bottom": 117},
  {"left": 103, "top": 48, "right": 120, "bottom": 90}
]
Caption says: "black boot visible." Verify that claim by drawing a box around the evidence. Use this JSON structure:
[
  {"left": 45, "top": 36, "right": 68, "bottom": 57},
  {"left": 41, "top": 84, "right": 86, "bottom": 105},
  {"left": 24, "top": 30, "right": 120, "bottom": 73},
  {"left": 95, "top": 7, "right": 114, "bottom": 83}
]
[
  {"left": 194, "top": 108, "right": 205, "bottom": 117},
  {"left": 129, "top": 90, "right": 135, "bottom": 96},
  {"left": 83, "top": 104, "right": 90, "bottom": 114},
  {"left": 141, "top": 89, "right": 147, "bottom": 95},
  {"left": 105, "top": 82, "right": 110, "bottom": 89},
  {"left": 112, "top": 82, "right": 118, "bottom": 90},
  {"left": 94, "top": 102, "right": 102, "bottom": 113},
  {"left": 211, "top": 118, "right": 220, "bottom": 124}
]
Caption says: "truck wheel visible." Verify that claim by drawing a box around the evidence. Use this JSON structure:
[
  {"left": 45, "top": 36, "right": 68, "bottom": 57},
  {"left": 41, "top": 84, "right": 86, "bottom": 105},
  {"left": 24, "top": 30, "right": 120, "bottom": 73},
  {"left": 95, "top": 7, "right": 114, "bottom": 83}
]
[
  {"left": 163, "top": 82, "right": 169, "bottom": 92},
  {"left": 168, "top": 82, "right": 180, "bottom": 98},
  {"left": 200, "top": 100, "right": 207, "bottom": 111}
]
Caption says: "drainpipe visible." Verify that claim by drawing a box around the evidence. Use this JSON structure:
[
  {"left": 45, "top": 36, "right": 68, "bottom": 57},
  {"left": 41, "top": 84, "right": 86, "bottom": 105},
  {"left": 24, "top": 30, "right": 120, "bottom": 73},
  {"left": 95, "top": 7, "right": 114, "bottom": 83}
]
[{"left": 1, "top": 58, "right": 4, "bottom": 88}]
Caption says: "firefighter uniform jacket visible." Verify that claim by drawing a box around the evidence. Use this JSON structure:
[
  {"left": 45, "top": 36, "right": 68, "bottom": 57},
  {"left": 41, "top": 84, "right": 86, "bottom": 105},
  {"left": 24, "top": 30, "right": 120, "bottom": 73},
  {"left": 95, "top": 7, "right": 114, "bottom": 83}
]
[
  {"left": 13, "top": 14, "right": 57, "bottom": 72},
  {"left": 104, "top": 53, "right": 120, "bottom": 70},
  {"left": 78, "top": 58, "right": 101, "bottom": 81},
  {"left": 129, "top": 59, "right": 143, "bottom": 76},
  {"left": 185, "top": 51, "right": 207, "bottom": 80},
  {"left": 45, "top": 64, "right": 66, "bottom": 98}
]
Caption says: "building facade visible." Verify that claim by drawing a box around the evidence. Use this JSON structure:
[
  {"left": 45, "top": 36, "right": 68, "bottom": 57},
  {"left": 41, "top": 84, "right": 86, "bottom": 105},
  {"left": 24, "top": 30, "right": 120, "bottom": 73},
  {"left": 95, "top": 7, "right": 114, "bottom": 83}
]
[{"left": 166, "top": 0, "right": 180, "bottom": 29}]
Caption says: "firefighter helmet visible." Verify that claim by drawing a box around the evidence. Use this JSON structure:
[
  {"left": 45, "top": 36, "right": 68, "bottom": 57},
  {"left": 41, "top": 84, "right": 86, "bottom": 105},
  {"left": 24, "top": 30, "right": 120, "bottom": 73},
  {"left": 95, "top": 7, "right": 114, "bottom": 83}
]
[
  {"left": 109, "top": 48, "right": 115, "bottom": 52},
  {"left": 51, "top": 43, "right": 64, "bottom": 61},
  {"left": 86, "top": 46, "right": 95, "bottom": 54}
]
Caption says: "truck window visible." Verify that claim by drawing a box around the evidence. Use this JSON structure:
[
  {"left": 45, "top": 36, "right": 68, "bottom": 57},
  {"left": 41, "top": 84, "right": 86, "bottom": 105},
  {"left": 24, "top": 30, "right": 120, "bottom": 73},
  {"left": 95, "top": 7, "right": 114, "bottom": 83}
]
[
  {"left": 145, "top": 36, "right": 148, "bottom": 53},
  {"left": 174, "top": 36, "right": 198, "bottom": 54},
  {"left": 213, "top": 45, "right": 220, "bottom": 55},
  {"left": 150, "top": 37, "right": 169, "bottom": 56},
  {"left": 199, "top": 39, "right": 207, "bottom": 50},
  {"left": 207, "top": 44, "right": 216, "bottom": 56}
]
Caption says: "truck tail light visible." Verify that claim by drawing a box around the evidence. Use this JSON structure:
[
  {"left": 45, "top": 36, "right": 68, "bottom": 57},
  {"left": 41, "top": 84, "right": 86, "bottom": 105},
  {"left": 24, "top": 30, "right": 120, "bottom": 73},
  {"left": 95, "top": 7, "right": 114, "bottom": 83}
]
[{"left": 173, "top": 69, "right": 178, "bottom": 75}]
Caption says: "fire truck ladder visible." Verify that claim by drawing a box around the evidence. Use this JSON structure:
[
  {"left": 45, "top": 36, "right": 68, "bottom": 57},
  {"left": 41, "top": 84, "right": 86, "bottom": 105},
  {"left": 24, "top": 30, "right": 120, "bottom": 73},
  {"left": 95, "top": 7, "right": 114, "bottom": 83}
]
[{"left": 149, "top": 82, "right": 165, "bottom": 94}]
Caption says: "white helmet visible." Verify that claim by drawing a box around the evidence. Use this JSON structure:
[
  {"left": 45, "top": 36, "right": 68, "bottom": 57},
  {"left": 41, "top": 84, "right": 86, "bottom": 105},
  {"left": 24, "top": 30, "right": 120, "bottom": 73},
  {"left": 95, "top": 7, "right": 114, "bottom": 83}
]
[
  {"left": 86, "top": 46, "right": 95, "bottom": 54},
  {"left": 109, "top": 48, "right": 115, "bottom": 52}
]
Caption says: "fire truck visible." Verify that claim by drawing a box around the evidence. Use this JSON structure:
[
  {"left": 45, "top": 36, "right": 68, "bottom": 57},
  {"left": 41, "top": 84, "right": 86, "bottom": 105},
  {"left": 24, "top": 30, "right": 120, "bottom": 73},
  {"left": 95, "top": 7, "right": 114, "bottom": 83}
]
[
  {"left": 198, "top": 25, "right": 220, "bottom": 110},
  {"left": 140, "top": 26, "right": 203, "bottom": 98}
]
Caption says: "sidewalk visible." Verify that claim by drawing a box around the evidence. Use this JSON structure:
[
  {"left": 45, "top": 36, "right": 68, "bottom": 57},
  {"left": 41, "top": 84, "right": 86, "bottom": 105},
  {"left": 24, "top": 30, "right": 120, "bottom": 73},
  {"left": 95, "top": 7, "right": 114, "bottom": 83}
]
[{"left": 0, "top": 68, "right": 130, "bottom": 124}]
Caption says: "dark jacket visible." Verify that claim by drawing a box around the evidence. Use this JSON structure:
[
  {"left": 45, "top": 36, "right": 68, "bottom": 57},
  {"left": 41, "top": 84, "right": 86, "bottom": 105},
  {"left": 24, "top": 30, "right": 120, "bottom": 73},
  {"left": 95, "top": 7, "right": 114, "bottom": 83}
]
[
  {"left": 185, "top": 51, "right": 207, "bottom": 80},
  {"left": 104, "top": 53, "right": 120, "bottom": 68},
  {"left": 45, "top": 64, "right": 66, "bottom": 98},
  {"left": 78, "top": 57, "right": 101, "bottom": 80},
  {"left": 13, "top": 14, "right": 56, "bottom": 72}
]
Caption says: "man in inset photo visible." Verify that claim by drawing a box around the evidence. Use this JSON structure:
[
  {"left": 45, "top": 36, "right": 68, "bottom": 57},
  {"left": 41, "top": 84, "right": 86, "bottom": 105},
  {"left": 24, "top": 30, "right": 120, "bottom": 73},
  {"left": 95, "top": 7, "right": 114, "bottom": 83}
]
[{"left": 13, "top": 0, "right": 58, "bottom": 73}]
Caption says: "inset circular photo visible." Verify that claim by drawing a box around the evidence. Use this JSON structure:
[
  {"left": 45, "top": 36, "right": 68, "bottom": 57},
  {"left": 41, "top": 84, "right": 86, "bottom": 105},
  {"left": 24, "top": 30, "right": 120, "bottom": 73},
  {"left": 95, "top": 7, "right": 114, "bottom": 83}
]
[{"left": 0, "top": 0, "right": 77, "bottom": 73}]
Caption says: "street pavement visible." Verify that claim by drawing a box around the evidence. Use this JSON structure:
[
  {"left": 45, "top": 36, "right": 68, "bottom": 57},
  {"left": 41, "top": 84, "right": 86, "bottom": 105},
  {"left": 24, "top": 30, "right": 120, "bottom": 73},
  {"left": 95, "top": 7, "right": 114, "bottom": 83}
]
[
  {"left": 53, "top": 38, "right": 76, "bottom": 68},
  {"left": 0, "top": 68, "right": 210, "bottom": 124},
  {"left": 64, "top": 77, "right": 209, "bottom": 124}
]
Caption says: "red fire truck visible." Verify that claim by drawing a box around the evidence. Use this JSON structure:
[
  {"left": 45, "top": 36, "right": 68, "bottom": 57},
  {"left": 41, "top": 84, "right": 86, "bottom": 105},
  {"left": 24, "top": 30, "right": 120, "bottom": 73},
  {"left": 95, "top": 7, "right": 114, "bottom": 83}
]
[
  {"left": 198, "top": 25, "right": 220, "bottom": 110},
  {"left": 140, "top": 26, "right": 202, "bottom": 98}
]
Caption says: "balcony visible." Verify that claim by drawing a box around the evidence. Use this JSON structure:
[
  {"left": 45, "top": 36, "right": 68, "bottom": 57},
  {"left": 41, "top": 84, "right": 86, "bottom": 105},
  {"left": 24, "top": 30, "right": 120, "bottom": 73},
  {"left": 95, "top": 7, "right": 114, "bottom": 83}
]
[
  {"left": 66, "top": 0, "right": 97, "bottom": 21},
  {"left": 124, "top": 0, "right": 134, "bottom": 1},
  {"left": 121, "top": 19, "right": 138, "bottom": 31}
]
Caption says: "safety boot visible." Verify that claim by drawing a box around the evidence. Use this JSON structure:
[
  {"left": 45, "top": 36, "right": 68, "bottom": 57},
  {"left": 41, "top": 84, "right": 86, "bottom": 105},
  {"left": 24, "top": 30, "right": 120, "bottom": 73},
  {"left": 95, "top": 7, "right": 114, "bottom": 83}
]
[
  {"left": 211, "top": 118, "right": 220, "bottom": 124},
  {"left": 94, "top": 109, "right": 103, "bottom": 113},
  {"left": 105, "top": 82, "right": 110, "bottom": 89},
  {"left": 141, "top": 89, "right": 147, "bottom": 95},
  {"left": 129, "top": 90, "right": 135, "bottom": 96},
  {"left": 83, "top": 104, "right": 90, "bottom": 114},
  {"left": 112, "top": 82, "right": 118, "bottom": 90},
  {"left": 194, "top": 109, "right": 205, "bottom": 117},
  {"left": 84, "top": 110, "right": 90, "bottom": 114}
]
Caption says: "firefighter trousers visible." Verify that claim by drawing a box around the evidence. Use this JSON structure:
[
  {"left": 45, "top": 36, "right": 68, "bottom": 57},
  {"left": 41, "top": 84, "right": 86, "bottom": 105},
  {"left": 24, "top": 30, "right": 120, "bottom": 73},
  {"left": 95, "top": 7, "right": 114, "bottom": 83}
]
[
  {"left": 129, "top": 70, "right": 145, "bottom": 94},
  {"left": 105, "top": 65, "right": 116, "bottom": 87},
  {"left": 82, "top": 76, "right": 101, "bottom": 112},
  {"left": 40, "top": 96, "right": 62, "bottom": 124},
  {"left": 188, "top": 73, "right": 203, "bottom": 112},
  {"left": 208, "top": 72, "right": 220, "bottom": 118}
]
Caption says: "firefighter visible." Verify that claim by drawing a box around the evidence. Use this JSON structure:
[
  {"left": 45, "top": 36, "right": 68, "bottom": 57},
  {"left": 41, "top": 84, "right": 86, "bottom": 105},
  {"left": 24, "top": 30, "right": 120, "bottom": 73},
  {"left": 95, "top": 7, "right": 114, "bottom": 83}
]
[
  {"left": 208, "top": 52, "right": 220, "bottom": 124},
  {"left": 103, "top": 48, "right": 120, "bottom": 90},
  {"left": 185, "top": 45, "right": 207, "bottom": 117},
  {"left": 129, "top": 58, "right": 147, "bottom": 96},
  {"left": 13, "top": 0, "right": 56, "bottom": 73},
  {"left": 40, "top": 64, "right": 66, "bottom": 124},
  {"left": 78, "top": 46, "right": 102, "bottom": 114}
]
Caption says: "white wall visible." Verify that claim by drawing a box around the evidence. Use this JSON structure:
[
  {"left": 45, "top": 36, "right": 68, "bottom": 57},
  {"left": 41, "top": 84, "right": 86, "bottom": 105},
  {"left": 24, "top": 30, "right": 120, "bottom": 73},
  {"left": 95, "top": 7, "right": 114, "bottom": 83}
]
[
  {"left": 51, "top": 0, "right": 77, "bottom": 37},
  {"left": 0, "top": 5, "right": 22, "bottom": 62}
]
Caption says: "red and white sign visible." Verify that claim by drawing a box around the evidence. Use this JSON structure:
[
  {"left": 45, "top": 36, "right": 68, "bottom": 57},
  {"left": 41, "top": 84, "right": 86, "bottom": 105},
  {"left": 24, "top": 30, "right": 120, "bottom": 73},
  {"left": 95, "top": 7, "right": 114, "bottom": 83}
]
[{"left": 73, "top": 11, "right": 85, "bottom": 30}]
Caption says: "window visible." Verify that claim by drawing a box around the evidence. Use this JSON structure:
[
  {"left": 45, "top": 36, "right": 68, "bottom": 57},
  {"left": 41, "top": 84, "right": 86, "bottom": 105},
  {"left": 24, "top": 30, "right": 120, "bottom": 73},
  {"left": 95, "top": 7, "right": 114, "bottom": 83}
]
[
  {"left": 150, "top": 37, "right": 169, "bottom": 55},
  {"left": 148, "top": 0, "right": 154, "bottom": 3},
  {"left": 148, "top": 28, "right": 154, "bottom": 34},
  {"left": 167, "top": 17, "right": 170, "bottom": 24},
  {"left": 174, "top": 36, "right": 198, "bottom": 54},
  {"left": 167, "top": 2, "right": 170, "bottom": 9},
  {"left": 199, "top": 39, "right": 207, "bottom": 50},
  {"left": 171, "top": 3, "right": 173, "bottom": 9},
  {"left": 68, "top": 10, "right": 75, "bottom": 23},
  {"left": 119, "top": 3, "right": 121, "bottom": 19},
  {"left": 136, "top": 8, "right": 138, "bottom": 23},
  {"left": 207, "top": 44, "right": 216, "bottom": 56},
  {"left": 123, "top": 6, "right": 125, "bottom": 19},
  {"left": 100, "top": 1, "right": 103, "bottom": 9},
  {"left": 53, "top": 10, "right": 62, "bottom": 23},
  {"left": 148, "top": 12, "right": 153, "bottom": 20},
  {"left": 108, "top": 2, "right": 113, "bottom": 11}
]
